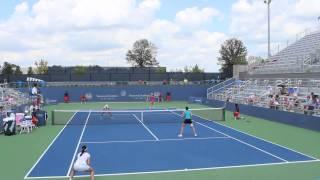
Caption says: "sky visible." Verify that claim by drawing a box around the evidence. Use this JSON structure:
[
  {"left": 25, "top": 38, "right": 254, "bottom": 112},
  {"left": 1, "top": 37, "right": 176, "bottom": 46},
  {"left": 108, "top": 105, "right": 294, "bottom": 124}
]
[{"left": 0, "top": 0, "right": 319, "bottom": 72}]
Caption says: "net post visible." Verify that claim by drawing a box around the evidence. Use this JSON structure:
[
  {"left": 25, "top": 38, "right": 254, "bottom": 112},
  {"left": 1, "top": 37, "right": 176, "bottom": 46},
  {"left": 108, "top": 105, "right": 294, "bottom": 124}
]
[
  {"left": 222, "top": 108, "right": 226, "bottom": 121},
  {"left": 141, "top": 111, "right": 144, "bottom": 122},
  {"left": 52, "top": 110, "right": 55, "bottom": 125}
]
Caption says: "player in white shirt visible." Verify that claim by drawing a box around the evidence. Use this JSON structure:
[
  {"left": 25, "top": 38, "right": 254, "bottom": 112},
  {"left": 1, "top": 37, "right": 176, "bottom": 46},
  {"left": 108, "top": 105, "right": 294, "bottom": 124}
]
[
  {"left": 31, "top": 84, "right": 38, "bottom": 95},
  {"left": 69, "top": 145, "right": 94, "bottom": 180},
  {"left": 101, "top": 103, "right": 112, "bottom": 117}
]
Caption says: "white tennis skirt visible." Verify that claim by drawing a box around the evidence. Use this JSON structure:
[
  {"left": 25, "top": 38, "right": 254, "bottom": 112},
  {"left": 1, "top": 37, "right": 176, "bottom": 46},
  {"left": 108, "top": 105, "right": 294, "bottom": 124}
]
[{"left": 73, "top": 163, "right": 90, "bottom": 172}]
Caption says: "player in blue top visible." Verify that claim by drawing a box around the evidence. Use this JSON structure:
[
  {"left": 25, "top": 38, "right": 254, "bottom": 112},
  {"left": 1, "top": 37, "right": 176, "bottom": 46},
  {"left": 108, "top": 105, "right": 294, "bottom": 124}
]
[{"left": 178, "top": 106, "right": 197, "bottom": 137}]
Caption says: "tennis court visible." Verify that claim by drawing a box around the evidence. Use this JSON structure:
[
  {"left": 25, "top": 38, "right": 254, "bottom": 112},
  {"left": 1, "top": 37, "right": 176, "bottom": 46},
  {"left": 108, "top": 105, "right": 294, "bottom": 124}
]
[{"left": 24, "top": 106, "right": 317, "bottom": 179}]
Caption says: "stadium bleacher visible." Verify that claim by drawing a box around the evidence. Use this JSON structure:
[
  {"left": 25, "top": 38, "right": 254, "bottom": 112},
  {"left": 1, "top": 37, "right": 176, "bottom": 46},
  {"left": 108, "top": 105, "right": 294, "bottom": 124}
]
[
  {"left": 208, "top": 78, "right": 320, "bottom": 116},
  {"left": 0, "top": 83, "right": 30, "bottom": 111},
  {"left": 208, "top": 29, "right": 320, "bottom": 117},
  {"left": 250, "top": 30, "right": 320, "bottom": 74}
]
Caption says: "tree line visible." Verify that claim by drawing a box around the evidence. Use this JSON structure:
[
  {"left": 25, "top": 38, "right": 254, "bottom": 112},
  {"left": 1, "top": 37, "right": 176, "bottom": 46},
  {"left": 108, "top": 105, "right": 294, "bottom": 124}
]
[
  {"left": 1, "top": 38, "right": 253, "bottom": 78},
  {"left": 0, "top": 60, "right": 48, "bottom": 75}
]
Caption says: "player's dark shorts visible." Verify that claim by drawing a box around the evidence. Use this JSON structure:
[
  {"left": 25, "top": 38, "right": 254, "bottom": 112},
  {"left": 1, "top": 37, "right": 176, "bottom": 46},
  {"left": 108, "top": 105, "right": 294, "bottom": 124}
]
[{"left": 184, "top": 119, "right": 192, "bottom": 124}]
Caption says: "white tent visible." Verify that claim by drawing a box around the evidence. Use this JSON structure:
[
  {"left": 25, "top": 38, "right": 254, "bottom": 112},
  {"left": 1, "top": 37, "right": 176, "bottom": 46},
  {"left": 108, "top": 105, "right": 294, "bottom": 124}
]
[
  {"left": 26, "top": 77, "right": 45, "bottom": 90},
  {"left": 26, "top": 77, "right": 43, "bottom": 82}
]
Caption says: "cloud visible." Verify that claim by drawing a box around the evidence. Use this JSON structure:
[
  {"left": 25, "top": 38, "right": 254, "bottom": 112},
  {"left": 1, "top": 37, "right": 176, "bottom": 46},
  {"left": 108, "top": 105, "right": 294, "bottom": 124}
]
[
  {"left": 294, "top": 0, "right": 320, "bottom": 17},
  {"left": 230, "top": 0, "right": 320, "bottom": 57},
  {"left": 175, "top": 6, "right": 220, "bottom": 28},
  {"left": 0, "top": 0, "right": 230, "bottom": 72}
]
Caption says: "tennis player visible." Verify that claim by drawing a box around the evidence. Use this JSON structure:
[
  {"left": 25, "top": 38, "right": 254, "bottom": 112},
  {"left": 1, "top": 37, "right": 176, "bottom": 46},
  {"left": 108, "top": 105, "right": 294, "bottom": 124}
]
[
  {"left": 234, "top": 103, "right": 240, "bottom": 120},
  {"left": 69, "top": 145, "right": 94, "bottom": 180},
  {"left": 178, "top": 106, "right": 197, "bottom": 137},
  {"left": 102, "top": 103, "right": 112, "bottom": 117},
  {"left": 233, "top": 103, "right": 245, "bottom": 120},
  {"left": 149, "top": 93, "right": 155, "bottom": 109}
]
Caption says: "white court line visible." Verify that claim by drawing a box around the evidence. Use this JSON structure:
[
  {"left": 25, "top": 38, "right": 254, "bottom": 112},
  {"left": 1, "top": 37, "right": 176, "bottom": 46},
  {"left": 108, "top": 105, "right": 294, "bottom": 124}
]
[
  {"left": 170, "top": 111, "right": 288, "bottom": 162},
  {"left": 143, "top": 112, "right": 182, "bottom": 115},
  {"left": 90, "top": 113, "right": 131, "bottom": 116},
  {"left": 24, "top": 159, "right": 320, "bottom": 179},
  {"left": 24, "top": 108, "right": 319, "bottom": 179},
  {"left": 195, "top": 121, "right": 288, "bottom": 162},
  {"left": 132, "top": 114, "right": 159, "bottom": 141},
  {"left": 24, "top": 111, "right": 79, "bottom": 179},
  {"left": 81, "top": 136, "right": 230, "bottom": 144},
  {"left": 192, "top": 113, "right": 319, "bottom": 161},
  {"left": 66, "top": 111, "right": 92, "bottom": 176}
]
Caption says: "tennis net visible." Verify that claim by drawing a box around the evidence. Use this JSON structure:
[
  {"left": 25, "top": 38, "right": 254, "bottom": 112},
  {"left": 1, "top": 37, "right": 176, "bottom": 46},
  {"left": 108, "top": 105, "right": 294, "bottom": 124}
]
[{"left": 51, "top": 107, "right": 225, "bottom": 125}]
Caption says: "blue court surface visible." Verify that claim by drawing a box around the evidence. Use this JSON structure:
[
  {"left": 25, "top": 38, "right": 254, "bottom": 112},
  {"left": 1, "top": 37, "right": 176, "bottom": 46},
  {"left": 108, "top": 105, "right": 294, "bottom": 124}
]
[{"left": 24, "top": 111, "right": 318, "bottom": 179}]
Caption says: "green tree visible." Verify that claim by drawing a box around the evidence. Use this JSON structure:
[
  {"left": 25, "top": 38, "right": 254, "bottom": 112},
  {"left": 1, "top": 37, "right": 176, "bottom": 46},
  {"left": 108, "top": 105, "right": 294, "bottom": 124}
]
[
  {"left": 126, "top": 39, "right": 159, "bottom": 67},
  {"left": 191, "top": 64, "right": 204, "bottom": 73},
  {"left": 14, "top": 65, "right": 23, "bottom": 75},
  {"left": 183, "top": 66, "right": 190, "bottom": 73},
  {"left": 158, "top": 67, "right": 167, "bottom": 73},
  {"left": 27, "top": 67, "right": 34, "bottom": 75},
  {"left": 73, "top": 66, "right": 88, "bottom": 75},
  {"left": 35, "top": 59, "right": 48, "bottom": 74},
  {"left": 217, "top": 38, "right": 247, "bottom": 78},
  {"left": 1, "top": 62, "right": 14, "bottom": 75}
]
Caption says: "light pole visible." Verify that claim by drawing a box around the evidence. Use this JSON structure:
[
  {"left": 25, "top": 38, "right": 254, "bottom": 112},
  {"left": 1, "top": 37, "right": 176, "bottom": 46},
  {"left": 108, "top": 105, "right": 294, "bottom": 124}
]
[{"left": 264, "top": 0, "right": 271, "bottom": 58}]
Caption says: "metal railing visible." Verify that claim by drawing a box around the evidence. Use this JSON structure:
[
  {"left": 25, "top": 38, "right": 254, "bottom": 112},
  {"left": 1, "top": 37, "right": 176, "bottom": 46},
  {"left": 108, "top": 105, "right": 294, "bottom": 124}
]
[{"left": 207, "top": 78, "right": 235, "bottom": 99}]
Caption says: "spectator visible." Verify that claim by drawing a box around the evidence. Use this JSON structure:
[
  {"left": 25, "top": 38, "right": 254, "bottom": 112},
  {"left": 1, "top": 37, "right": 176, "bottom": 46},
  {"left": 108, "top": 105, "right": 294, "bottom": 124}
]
[
  {"left": 268, "top": 95, "right": 279, "bottom": 109},
  {"left": 36, "top": 94, "right": 41, "bottom": 108},
  {"left": 0, "top": 106, "right": 5, "bottom": 133},
  {"left": 247, "top": 94, "right": 256, "bottom": 105},
  {"left": 274, "top": 95, "right": 280, "bottom": 109},
  {"left": 280, "top": 86, "right": 288, "bottom": 95},
  {"left": 283, "top": 97, "right": 291, "bottom": 111},
  {"left": 266, "top": 85, "right": 273, "bottom": 95},
  {"left": 312, "top": 94, "right": 317, "bottom": 104},
  {"left": 166, "top": 92, "right": 171, "bottom": 102},
  {"left": 158, "top": 93, "right": 162, "bottom": 103},
  {"left": 31, "top": 84, "right": 38, "bottom": 95},
  {"left": 308, "top": 93, "right": 317, "bottom": 115},
  {"left": 64, "top": 91, "right": 70, "bottom": 103},
  {"left": 303, "top": 95, "right": 314, "bottom": 115},
  {"left": 8, "top": 96, "right": 14, "bottom": 105},
  {"left": 162, "top": 79, "right": 167, "bottom": 85},
  {"left": 80, "top": 94, "right": 87, "bottom": 104},
  {"left": 268, "top": 95, "right": 274, "bottom": 108},
  {"left": 315, "top": 95, "right": 320, "bottom": 109},
  {"left": 294, "top": 96, "right": 300, "bottom": 108},
  {"left": 31, "top": 108, "right": 39, "bottom": 127},
  {"left": 287, "top": 97, "right": 295, "bottom": 112}
]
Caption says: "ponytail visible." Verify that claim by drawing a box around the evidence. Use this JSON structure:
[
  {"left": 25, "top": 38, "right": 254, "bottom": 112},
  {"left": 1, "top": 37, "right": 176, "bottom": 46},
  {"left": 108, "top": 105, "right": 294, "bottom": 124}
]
[{"left": 80, "top": 145, "right": 87, "bottom": 156}]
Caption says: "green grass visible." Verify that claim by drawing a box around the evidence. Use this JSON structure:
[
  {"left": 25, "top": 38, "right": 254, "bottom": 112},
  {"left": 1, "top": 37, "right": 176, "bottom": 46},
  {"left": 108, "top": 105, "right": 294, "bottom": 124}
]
[{"left": 1, "top": 101, "right": 320, "bottom": 180}]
